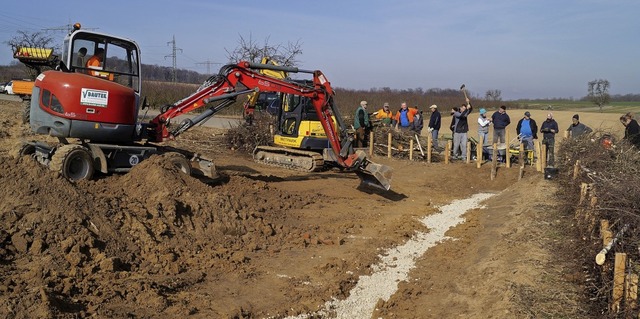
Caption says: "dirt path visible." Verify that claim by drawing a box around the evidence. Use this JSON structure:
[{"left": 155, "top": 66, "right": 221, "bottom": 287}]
[{"left": 0, "top": 100, "right": 588, "bottom": 318}]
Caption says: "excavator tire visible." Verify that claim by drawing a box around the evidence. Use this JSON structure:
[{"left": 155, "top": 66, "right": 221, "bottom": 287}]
[
  {"left": 21, "top": 100, "right": 30, "bottom": 124},
  {"left": 253, "top": 146, "right": 324, "bottom": 172},
  {"left": 18, "top": 142, "right": 35, "bottom": 157},
  {"left": 49, "top": 144, "right": 94, "bottom": 181},
  {"left": 164, "top": 152, "right": 192, "bottom": 176}
]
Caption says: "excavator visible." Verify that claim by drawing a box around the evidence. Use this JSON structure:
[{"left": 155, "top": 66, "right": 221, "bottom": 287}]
[
  {"left": 17, "top": 24, "right": 392, "bottom": 190},
  {"left": 243, "top": 58, "right": 342, "bottom": 172}
]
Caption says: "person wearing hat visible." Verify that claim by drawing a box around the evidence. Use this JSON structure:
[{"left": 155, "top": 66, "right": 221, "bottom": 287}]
[
  {"left": 477, "top": 108, "right": 491, "bottom": 146},
  {"left": 540, "top": 113, "right": 559, "bottom": 167},
  {"left": 374, "top": 102, "right": 393, "bottom": 126},
  {"left": 427, "top": 104, "right": 441, "bottom": 149},
  {"left": 566, "top": 114, "right": 592, "bottom": 138},
  {"left": 353, "top": 100, "right": 372, "bottom": 147},
  {"left": 516, "top": 111, "right": 538, "bottom": 159}
]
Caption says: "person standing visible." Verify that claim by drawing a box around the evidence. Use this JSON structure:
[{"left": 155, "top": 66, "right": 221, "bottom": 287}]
[
  {"left": 516, "top": 111, "right": 538, "bottom": 159},
  {"left": 566, "top": 114, "right": 592, "bottom": 138},
  {"left": 452, "top": 98, "right": 473, "bottom": 159},
  {"left": 354, "top": 100, "right": 371, "bottom": 147},
  {"left": 620, "top": 113, "right": 640, "bottom": 148},
  {"left": 374, "top": 102, "right": 393, "bottom": 126},
  {"left": 411, "top": 109, "right": 424, "bottom": 135},
  {"left": 477, "top": 108, "right": 491, "bottom": 145},
  {"left": 428, "top": 104, "right": 441, "bottom": 149},
  {"left": 540, "top": 113, "right": 559, "bottom": 167},
  {"left": 491, "top": 105, "right": 511, "bottom": 144},
  {"left": 394, "top": 102, "right": 417, "bottom": 131}
]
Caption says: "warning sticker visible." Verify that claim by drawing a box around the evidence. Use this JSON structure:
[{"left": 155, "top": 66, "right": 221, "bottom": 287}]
[{"left": 80, "top": 88, "right": 109, "bottom": 107}]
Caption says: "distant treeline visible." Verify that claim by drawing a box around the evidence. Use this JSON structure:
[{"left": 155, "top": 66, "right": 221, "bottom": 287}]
[{"left": 2, "top": 62, "right": 639, "bottom": 117}]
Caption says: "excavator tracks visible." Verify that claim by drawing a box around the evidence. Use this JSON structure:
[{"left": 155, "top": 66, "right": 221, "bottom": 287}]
[{"left": 253, "top": 146, "right": 325, "bottom": 172}]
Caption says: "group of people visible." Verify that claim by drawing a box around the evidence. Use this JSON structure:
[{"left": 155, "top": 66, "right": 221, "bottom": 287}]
[
  {"left": 353, "top": 101, "right": 425, "bottom": 147},
  {"left": 355, "top": 99, "right": 640, "bottom": 163}
]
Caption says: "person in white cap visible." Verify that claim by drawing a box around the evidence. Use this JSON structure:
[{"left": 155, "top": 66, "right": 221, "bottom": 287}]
[
  {"left": 354, "top": 100, "right": 372, "bottom": 147},
  {"left": 427, "top": 104, "right": 441, "bottom": 149},
  {"left": 477, "top": 108, "right": 491, "bottom": 146}
]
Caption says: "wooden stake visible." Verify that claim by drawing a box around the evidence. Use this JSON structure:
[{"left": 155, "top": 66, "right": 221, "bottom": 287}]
[
  {"left": 466, "top": 141, "right": 471, "bottom": 164},
  {"left": 505, "top": 130, "right": 511, "bottom": 168},
  {"left": 612, "top": 253, "right": 627, "bottom": 313},
  {"left": 409, "top": 139, "right": 414, "bottom": 160},
  {"left": 445, "top": 140, "right": 451, "bottom": 164},
  {"left": 601, "top": 219, "right": 611, "bottom": 247},
  {"left": 427, "top": 133, "right": 432, "bottom": 163},
  {"left": 369, "top": 133, "right": 374, "bottom": 156},
  {"left": 535, "top": 140, "right": 542, "bottom": 172},
  {"left": 491, "top": 143, "right": 498, "bottom": 180},
  {"left": 573, "top": 160, "right": 581, "bottom": 180},
  {"left": 579, "top": 183, "right": 589, "bottom": 204},
  {"left": 476, "top": 136, "right": 483, "bottom": 168},
  {"left": 540, "top": 141, "right": 547, "bottom": 170},
  {"left": 387, "top": 132, "right": 392, "bottom": 158}
]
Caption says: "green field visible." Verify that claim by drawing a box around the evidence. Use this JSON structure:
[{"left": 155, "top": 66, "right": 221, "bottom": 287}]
[{"left": 515, "top": 100, "right": 640, "bottom": 114}]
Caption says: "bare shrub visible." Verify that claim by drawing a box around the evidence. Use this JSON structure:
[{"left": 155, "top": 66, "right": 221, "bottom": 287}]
[
  {"left": 224, "top": 112, "right": 273, "bottom": 153},
  {"left": 556, "top": 131, "right": 640, "bottom": 317}
]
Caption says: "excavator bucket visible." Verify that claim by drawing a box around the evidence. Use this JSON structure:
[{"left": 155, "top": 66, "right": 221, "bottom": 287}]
[{"left": 356, "top": 161, "right": 393, "bottom": 191}]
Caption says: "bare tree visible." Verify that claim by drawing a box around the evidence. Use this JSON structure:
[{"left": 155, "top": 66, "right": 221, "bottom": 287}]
[
  {"left": 485, "top": 89, "right": 502, "bottom": 102},
  {"left": 588, "top": 79, "right": 610, "bottom": 112},
  {"left": 224, "top": 33, "right": 303, "bottom": 67}
]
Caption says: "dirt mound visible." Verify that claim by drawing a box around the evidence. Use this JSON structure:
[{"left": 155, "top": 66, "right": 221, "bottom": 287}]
[{"left": 0, "top": 153, "right": 319, "bottom": 318}]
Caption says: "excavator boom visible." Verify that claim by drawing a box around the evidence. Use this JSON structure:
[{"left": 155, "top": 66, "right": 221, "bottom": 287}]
[{"left": 151, "top": 61, "right": 392, "bottom": 190}]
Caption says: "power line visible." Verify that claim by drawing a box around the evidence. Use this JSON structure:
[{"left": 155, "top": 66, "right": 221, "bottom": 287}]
[
  {"left": 165, "top": 35, "right": 182, "bottom": 82},
  {"left": 195, "top": 60, "right": 221, "bottom": 74}
]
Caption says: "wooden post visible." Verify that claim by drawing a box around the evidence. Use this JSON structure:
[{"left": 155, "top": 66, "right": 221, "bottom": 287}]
[
  {"left": 625, "top": 273, "right": 639, "bottom": 312},
  {"left": 535, "top": 140, "right": 542, "bottom": 172},
  {"left": 387, "top": 132, "right": 392, "bottom": 158},
  {"left": 579, "top": 183, "right": 589, "bottom": 204},
  {"left": 601, "top": 219, "right": 612, "bottom": 247},
  {"left": 409, "top": 139, "right": 414, "bottom": 161},
  {"left": 563, "top": 130, "right": 569, "bottom": 139},
  {"left": 491, "top": 143, "right": 498, "bottom": 180},
  {"left": 540, "top": 144, "right": 547, "bottom": 169},
  {"left": 505, "top": 130, "right": 511, "bottom": 168},
  {"left": 445, "top": 140, "right": 451, "bottom": 164},
  {"left": 573, "top": 160, "right": 581, "bottom": 180},
  {"left": 612, "top": 253, "right": 627, "bottom": 313},
  {"left": 369, "top": 133, "right": 374, "bottom": 156},
  {"left": 518, "top": 142, "right": 525, "bottom": 180},
  {"left": 476, "top": 136, "right": 483, "bottom": 168},
  {"left": 466, "top": 141, "right": 471, "bottom": 164},
  {"left": 427, "top": 133, "right": 432, "bottom": 163}
]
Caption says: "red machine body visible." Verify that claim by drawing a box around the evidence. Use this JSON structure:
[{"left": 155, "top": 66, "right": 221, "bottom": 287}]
[{"left": 35, "top": 71, "right": 137, "bottom": 125}]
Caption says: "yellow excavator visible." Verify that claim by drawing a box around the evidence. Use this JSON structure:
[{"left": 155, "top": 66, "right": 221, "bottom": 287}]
[{"left": 244, "top": 58, "right": 340, "bottom": 172}]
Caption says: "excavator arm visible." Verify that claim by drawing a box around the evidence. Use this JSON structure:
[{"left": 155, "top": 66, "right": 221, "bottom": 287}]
[{"left": 149, "top": 61, "right": 392, "bottom": 190}]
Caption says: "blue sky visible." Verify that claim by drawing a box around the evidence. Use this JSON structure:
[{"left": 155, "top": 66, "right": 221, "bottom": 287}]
[{"left": 0, "top": 0, "right": 637, "bottom": 100}]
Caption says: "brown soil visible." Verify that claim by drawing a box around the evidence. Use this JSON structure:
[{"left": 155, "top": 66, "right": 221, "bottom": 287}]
[{"left": 0, "top": 99, "right": 591, "bottom": 318}]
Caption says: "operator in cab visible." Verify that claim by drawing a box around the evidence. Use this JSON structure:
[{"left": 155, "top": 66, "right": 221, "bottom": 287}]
[{"left": 86, "top": 48, "right": 114, "bottom": 81}]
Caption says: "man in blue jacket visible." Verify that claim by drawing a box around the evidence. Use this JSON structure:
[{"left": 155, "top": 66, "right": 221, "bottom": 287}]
[
  {"left": 540, "top": 113, "right": 559, "bottom": 167},
  {"left": 491, "top": 105, "right": 511, "bottom": 144},
  {"left": 516, "top": 111, "right": 538, "bottom": 163}
]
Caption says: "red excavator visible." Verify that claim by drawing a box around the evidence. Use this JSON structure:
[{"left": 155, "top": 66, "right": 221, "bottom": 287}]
[{"left": 18, "top": 24, "right": 392, "bottom": 190}]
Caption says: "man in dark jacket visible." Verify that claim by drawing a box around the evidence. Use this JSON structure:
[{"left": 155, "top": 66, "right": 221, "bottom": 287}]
[
  {"left": 452, "top": 98, "right": 473, "bottom": 159},
  {"left": 621, "top": 113, "right": 640, "bottom": 148},
  {"left": 491, "top": 105, "right": 511, "bottom": 144},
  {"left": 516, "top": 111, "right": 538, "bottom": 150},
  {"left": 428, "top": 104, "right": 441, "bottom": 149},
  {"left": 567, "top": 114, "right": 592, "bottom": 138},
  {"left": 540, "top": 113, "right": 559, "bottom": 167}
]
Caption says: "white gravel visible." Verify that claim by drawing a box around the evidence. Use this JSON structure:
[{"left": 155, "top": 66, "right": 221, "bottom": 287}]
[{"left": 283, "top": 192, "right": 495, "bottom": 319}]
